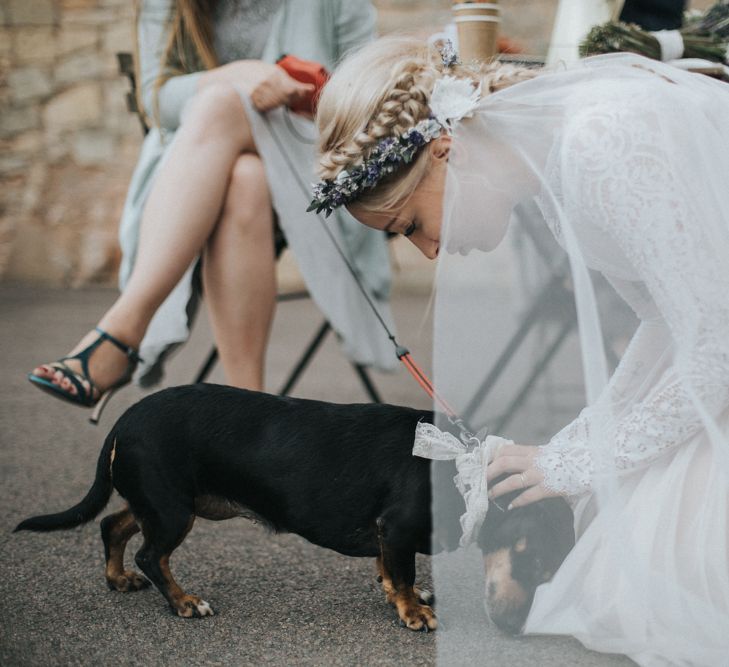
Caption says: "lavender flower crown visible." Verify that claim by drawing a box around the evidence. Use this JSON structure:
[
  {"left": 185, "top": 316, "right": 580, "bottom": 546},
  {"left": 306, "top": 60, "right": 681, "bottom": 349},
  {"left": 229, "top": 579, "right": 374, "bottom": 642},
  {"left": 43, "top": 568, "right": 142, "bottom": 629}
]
[
  {"left": 308, "top": 118, "right": 447, "bottom": 216},
  {"left": 308, "top": 43, "right": 482, "bottom": 217}
]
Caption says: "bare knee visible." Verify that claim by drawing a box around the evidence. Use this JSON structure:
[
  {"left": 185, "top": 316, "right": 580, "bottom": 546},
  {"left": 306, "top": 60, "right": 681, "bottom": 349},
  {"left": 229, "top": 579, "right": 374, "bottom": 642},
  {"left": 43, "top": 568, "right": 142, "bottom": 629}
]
[
  {"left": 183, "top": 83, "right": 249, "bottom": 146},
  {"left": 229, "top": 154, "right": 268, "bottom": 199},
  {"left": 221, "top": 154, "right": 273, "bottom": 235}
]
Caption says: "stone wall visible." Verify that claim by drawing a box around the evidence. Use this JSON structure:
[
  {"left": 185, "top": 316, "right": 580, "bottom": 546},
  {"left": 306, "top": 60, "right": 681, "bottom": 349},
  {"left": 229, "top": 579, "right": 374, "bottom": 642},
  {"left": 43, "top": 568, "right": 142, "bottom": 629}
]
[
  {"left": 0, "top": 0, "right": 140, "bottom": 285},
  {"left": 0, "top": 0, "right": 716, "bottom": 286}
]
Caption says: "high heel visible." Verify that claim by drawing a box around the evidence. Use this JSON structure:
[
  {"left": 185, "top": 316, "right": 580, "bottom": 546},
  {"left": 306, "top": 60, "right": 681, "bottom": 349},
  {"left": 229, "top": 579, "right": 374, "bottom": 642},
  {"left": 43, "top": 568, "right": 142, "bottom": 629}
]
[
  {"left": 89, "top": 386, "right": 120, "bottom": 425},
  {"left": 28, "top": 327, "right": 142, "bottom": 424}
]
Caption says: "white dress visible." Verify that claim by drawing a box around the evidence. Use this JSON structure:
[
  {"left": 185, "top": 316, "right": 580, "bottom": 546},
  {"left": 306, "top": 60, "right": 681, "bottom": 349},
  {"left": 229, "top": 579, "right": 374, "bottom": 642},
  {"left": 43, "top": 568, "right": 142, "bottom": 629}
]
[{"left": 432, "top": 54, "right": 729, "bottom": 666}]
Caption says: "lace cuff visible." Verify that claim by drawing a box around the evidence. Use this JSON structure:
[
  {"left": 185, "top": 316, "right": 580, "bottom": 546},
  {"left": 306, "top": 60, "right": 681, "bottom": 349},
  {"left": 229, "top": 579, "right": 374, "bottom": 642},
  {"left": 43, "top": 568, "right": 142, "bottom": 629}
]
[
  {"left": 535, "top": 445, "right": 594, "bottom": 498},
  {"left": 535, "top": 414, "right": 595, "bottom": 497}
]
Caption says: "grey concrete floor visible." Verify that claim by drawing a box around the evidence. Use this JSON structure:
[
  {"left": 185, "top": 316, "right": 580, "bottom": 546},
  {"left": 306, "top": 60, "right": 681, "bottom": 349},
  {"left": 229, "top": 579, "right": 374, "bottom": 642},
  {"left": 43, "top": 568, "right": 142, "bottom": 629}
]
[{"left": 0, "top": 285, "right": 632, "bottom": 666}]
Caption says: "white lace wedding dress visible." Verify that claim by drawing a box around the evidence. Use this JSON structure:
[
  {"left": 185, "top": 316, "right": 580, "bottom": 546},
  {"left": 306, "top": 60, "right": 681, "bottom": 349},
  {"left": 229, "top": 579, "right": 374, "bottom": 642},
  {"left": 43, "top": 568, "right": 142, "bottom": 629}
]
[{"left": 433, "top": 54, "right": 729, "bottom": 666}]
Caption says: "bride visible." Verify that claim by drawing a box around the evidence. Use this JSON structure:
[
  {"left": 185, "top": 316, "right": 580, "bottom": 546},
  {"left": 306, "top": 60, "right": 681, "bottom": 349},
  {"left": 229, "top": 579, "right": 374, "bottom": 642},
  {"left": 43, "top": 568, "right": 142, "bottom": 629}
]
[{"left": 311, "top": 36, "right": 729, "bottom": 666}]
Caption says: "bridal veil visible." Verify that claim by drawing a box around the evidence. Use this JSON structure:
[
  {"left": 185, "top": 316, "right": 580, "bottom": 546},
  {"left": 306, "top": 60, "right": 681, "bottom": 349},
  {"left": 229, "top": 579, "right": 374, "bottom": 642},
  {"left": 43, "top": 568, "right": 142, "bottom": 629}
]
[{"left": 430, "top": 54, "right": 729, "bottom": 666}]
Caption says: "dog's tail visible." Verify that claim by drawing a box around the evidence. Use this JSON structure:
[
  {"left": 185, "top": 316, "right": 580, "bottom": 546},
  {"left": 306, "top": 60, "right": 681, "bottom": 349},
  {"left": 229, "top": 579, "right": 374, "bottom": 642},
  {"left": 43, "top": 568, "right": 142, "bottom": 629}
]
[{"left": 14, "top": 431, "right": 117, "bottom": 533}]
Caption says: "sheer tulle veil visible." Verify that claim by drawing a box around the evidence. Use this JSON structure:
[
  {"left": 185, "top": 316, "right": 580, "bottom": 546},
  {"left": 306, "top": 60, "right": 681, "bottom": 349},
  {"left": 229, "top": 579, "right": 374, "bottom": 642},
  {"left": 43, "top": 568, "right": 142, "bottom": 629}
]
[{"left": 431, "top": 53, "right": 729, "bottom": 665}]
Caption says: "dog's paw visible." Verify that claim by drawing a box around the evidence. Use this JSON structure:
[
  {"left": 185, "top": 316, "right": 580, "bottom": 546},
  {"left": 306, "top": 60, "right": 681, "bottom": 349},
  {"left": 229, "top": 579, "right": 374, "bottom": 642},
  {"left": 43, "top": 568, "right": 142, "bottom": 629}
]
[
  {"left": 174, "top": 595, "right": 215, "bottom": 619},
  {"left": 397, "top": 602, "right": 438, "bottom": 632},
  {"left": 106, "top": 570, "right": 151, "bottom": 592},
  {"left": 414, "top": 587, "right": 435, "bottom": 607}
]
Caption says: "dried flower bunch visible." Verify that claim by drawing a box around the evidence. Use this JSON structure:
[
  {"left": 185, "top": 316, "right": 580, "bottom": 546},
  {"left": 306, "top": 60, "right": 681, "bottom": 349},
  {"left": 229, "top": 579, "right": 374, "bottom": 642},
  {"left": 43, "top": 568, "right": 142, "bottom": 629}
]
[
  {"left": 684, "top": 0, "right": 729, "bottom": 39},
  {"left": 580, "top": 1, "right": 729, "bottom": 63}
]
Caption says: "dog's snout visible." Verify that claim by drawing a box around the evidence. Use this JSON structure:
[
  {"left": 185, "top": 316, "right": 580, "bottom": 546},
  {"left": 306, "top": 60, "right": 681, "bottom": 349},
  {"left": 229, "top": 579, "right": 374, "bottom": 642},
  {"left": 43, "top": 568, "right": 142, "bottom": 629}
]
[{"left": 492, "top": 606, "right": 527, "bottom": 636}]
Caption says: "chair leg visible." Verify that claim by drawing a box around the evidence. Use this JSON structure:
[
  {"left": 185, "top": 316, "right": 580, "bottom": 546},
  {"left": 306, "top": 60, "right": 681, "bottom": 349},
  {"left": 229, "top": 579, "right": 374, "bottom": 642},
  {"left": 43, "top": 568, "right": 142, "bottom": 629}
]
[
  {"left": 353, "top": 364, "right": 382, "bottom": 403},
  {"left": 194, "top": 319, "right": 383, "bottom": 405},
  {"left": 492, "top": 317, "right": 574, "bottom": 433},
  {"left": 278, "top": 320, "right": 331, "bottom": 396},
  {"left": 192, "top": 322, "right": 328, "bottom": 391},
  {"left": 194, "top": 347, "right": 219, "bottom": 384},
  {"left": 461, "top": 279, "right": 565, "bottom": 424}
]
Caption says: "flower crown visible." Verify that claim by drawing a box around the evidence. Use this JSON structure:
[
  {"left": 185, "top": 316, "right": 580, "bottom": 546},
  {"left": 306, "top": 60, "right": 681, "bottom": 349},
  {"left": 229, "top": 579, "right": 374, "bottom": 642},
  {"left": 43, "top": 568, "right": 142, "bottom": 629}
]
[{"left": 309, "top": 46, "right": 482, "bottom": 217}]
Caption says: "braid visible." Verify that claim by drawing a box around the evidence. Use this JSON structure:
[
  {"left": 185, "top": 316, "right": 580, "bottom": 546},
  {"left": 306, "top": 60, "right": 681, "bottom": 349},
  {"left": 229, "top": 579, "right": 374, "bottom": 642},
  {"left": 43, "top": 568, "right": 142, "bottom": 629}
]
[
  {"left": 361, "top": 63, "right": 435, "bottom": 141},
  {"left": 316, "top": 36, "right": 539, "bottom": 188},
  {"left": 479, "top": 61, "right": 538, "bottom": 92},
  {"left": 318, "top": 60, "right": 435, "bottom": 180}
]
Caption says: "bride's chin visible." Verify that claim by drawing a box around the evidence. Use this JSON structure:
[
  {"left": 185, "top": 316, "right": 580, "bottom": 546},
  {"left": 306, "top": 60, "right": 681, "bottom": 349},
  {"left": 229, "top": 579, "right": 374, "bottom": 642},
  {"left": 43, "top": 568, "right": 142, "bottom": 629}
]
[
  {"left": 443, "top": 239, "right": 474, "bottom": 256},
  {"left": 442, "top": 200, "right": 516, "bottom": 255},
  {"left": 444, "top": 236, "right": 500, "bottom": 256}
]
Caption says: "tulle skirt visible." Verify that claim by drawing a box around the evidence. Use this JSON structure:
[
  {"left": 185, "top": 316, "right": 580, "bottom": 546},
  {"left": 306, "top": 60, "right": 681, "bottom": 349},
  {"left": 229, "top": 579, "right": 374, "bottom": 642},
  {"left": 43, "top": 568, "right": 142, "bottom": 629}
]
[{"left": 524, "top": 413, "right": 729, "bottom": 666}]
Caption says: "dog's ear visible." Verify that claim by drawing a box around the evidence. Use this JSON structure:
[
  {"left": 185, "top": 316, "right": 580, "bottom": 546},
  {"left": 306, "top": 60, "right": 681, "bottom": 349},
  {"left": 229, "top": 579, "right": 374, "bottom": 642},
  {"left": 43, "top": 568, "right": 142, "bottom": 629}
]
[
  {"left": 476, "top": 473, "right": 521, "bottom": 545},
  {"left": 478, "top": 505, "right": 516, "bottom": 553},
  {"left": 525, "top": 499, "right": 575, "bottom": 572},
  {"left": 541, "top": 498, "right": 576, "bottom": 550}
]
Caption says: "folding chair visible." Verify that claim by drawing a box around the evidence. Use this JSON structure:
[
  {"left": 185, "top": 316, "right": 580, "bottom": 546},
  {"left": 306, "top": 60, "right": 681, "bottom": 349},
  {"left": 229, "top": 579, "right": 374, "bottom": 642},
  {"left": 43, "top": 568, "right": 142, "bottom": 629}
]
[
  {"left": 117, "top": 52, "right": 382, "bottom": 401},
  {"left": 461, "top": 210, "right": 625, "bottom": 434}
]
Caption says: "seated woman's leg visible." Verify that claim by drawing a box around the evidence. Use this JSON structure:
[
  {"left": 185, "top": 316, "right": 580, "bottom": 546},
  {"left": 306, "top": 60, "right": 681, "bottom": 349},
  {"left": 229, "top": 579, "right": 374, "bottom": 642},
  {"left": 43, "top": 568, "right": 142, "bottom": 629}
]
[
  {"left": 202, "top": 154, "right": 276, "bottom": 391},
  {"left": 33, "top": 83, "right": 259, "bottom": 397}
]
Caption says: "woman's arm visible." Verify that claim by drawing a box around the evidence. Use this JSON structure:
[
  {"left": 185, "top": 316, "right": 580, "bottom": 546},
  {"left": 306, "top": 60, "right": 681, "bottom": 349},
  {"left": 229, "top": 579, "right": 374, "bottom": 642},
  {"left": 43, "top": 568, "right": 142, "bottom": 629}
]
[
  {"left": 559, "top": 101, "right": 729, "bottom": 475},
  {"left": 199, "top": 61, "right": 314, "bottom": 113},
  {"left": 535, "top": 317, "right": 674, "bottom": 496},
  {"left": 334, "top": 0, "right": 378, "bottom": 61},
  {"left": 489, "top": 99, "right": 729, "bottom": 505},
  {"left": 136, "top": 0, "right": 202, "bottom": 130},
  {"left": 488, "top": 316, "right": 673, "bottom": 503},
  {"left": 136, "top": 1, "right": 313, "bottom": 129}
]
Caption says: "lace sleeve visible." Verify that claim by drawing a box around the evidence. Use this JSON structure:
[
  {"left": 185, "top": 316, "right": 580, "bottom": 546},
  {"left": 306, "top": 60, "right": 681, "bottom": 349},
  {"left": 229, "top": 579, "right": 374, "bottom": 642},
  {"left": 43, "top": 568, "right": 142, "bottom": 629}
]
[
  {"left": 537, "top": 318, "right": 672, "bottom": 496},
  {"left": 536, "top": 94, "right": 729, "bottom": 496}
]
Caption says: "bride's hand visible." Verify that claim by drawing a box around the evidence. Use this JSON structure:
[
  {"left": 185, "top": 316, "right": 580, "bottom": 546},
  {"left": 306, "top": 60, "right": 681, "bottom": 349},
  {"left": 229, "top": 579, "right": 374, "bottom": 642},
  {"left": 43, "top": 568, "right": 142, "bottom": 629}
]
[{"left": 486, "top": 444, "right": 562, "bottom": 509}]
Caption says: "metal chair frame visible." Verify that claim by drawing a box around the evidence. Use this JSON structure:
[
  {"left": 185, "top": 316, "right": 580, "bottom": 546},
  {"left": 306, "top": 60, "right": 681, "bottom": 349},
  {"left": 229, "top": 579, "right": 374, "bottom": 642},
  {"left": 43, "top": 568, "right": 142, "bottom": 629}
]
[{"left": 462, "top": 218, "right": 620, "bottom": 434}]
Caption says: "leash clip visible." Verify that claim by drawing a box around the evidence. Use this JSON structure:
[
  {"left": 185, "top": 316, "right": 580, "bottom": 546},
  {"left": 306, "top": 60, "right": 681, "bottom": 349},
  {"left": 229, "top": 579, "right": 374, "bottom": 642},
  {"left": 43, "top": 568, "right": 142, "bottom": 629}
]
[
  {"left": 449, "top": 416, "right": 488, "bottom": 450},
  {"left": 449, "top": 419, "right": 506, "bottom": 512}
]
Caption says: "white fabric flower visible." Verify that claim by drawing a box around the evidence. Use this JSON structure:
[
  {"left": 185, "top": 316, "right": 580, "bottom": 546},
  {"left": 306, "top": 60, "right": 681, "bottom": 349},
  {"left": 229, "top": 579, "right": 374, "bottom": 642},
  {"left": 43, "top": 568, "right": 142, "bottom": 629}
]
[{"left": 429, "top": 76, "right": 482, "bottom": 131}]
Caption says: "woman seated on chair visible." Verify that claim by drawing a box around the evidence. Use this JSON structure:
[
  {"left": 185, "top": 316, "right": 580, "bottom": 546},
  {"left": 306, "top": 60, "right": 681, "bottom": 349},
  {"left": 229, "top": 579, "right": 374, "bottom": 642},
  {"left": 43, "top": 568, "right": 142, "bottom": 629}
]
[{"left": 28, "top": 0, "right": 396, "bottom": 418}]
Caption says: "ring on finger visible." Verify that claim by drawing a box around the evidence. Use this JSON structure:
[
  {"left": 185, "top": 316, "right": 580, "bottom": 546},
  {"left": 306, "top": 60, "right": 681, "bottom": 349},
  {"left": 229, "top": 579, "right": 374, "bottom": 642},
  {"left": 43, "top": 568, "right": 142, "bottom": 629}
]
[{"left": 519, "top": 472, "right": 527, "bottom": 488}]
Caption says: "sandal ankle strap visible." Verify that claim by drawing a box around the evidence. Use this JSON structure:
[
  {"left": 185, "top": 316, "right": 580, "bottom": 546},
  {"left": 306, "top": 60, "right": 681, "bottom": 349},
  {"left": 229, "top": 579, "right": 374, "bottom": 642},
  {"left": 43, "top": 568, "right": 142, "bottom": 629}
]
[{"left": 94, "top": 327, "right": 143, "bottom": 364}]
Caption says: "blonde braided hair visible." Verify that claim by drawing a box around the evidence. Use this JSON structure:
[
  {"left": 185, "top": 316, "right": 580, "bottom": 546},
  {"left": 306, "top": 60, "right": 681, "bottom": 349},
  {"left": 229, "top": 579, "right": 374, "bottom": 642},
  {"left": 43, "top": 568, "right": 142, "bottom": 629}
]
[
  {"left": 316, "top": 36, "right": 537, "bottom": 214},
  {"left": 318, "top": 58, "right": 437, "bottom": 180}
]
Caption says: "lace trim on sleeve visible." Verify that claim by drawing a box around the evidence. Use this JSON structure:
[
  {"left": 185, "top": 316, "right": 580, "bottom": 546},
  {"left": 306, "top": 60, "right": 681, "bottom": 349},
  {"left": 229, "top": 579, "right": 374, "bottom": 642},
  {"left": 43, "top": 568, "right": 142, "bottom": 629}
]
[
  {"left": 535, "top": 93, "right": 729, "bottom": 496},
  {"left": 535, "top": 414, "right": 594, "bottom": 496}
]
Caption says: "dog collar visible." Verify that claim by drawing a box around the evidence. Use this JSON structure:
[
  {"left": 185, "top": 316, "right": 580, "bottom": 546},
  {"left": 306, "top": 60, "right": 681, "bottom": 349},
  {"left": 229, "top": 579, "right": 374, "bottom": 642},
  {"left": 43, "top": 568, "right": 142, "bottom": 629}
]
[{"left": 413, "top": 422, "right": 511, "bottom": 547}]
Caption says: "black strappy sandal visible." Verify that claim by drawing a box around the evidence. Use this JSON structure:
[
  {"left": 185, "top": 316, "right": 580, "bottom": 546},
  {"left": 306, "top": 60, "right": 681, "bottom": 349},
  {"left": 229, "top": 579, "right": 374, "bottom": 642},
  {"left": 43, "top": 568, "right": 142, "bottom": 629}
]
[{"left": 27, "top": 327, "right": 142, "bottom": 425}]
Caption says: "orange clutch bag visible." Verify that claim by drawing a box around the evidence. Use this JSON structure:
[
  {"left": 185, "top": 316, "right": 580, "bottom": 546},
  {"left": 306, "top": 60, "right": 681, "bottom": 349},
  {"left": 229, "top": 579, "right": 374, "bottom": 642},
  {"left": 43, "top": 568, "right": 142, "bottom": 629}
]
[{"left": 276, "top": 54, "right": 329, "bottom": 114}]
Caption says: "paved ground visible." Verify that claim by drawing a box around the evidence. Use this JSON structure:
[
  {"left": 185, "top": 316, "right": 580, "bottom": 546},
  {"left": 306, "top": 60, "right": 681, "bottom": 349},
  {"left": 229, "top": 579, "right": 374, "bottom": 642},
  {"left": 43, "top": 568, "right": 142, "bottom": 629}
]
[{"left": 0, "top": 285, "right": 633, "bottom": 666}]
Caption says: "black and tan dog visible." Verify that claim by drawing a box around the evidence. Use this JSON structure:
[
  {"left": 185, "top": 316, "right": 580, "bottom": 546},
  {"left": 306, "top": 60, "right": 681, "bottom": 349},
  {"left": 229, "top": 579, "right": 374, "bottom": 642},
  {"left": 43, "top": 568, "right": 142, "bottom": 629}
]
[{"left": 15, "top": 385, "right": 574, "bottom": 633}]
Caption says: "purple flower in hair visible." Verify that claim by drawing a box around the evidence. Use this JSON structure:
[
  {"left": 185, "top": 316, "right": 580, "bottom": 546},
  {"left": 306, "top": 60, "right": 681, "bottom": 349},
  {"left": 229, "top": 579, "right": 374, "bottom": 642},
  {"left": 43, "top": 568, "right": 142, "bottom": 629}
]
[
  {"left": 365, "top": 163, "right": 381, "bottom": 184},
  {"left": 408, "top": 130, "right": 426, "bottom": 147},
  {"left": 308, "top": 115, "right": 455, "bottom": 216}
]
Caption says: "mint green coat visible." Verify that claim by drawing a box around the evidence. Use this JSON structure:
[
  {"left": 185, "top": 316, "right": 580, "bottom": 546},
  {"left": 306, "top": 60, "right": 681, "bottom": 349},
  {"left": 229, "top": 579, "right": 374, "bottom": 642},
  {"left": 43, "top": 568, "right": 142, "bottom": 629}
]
[{"left": 119, "top": 0, "right": 396, "bottom": 386}]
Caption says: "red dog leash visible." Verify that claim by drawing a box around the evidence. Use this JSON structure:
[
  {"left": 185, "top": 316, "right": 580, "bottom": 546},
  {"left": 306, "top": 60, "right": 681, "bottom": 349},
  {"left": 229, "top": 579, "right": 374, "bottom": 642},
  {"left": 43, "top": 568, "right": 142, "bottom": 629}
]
[
  {"left": 396, "top": 346, "right": 481, "bottom": 444},
  {"left": 264, "top": 110, "right": 480, "bottom": 444}
]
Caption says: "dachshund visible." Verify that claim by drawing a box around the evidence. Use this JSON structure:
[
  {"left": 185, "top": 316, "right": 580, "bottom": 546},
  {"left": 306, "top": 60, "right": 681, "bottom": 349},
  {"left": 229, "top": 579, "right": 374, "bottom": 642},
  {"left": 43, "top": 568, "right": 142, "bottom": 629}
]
[{"left": 16, "top": 385, "right": 574, "bottom": 633}]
